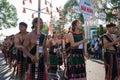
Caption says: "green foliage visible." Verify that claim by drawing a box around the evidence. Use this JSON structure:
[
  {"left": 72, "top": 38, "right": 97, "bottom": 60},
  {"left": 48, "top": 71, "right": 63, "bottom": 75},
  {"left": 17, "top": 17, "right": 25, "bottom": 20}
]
[
  {"left": 110, "top": 0, "right": 119, "bottom": 6},
  {"left": 42, "top": 23, "right": 48, "bottom": 34},
  {"left": 105, "top": 0, "right": 119, "bottom": 22},
  {"left": 62, "top": 0, "right": 84, "bottom": 24},
  {"left": 97, "top": 25, "right": 106, "bottom": 37},
  {"left": 53, "top": 24, "right": 61, "bottom": 33},
  {"left": 62, "top": 0, "right": 78, "bottom": 17},
  {"left": 0, "top": 0, "right": 18, "bottom": 29},
  {"left": 78, "top": 14, "right": 84, "bottom": 24},
  {"left": 106, "top": 12, "right": 117, "bottom": 21}
]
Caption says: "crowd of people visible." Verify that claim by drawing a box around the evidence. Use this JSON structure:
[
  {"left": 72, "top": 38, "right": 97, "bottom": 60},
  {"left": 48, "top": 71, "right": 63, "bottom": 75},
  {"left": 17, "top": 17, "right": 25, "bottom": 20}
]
[
  {"left": 87, "top": 37, "right": 103, "bottom": 60},
  {"left": 0, "top": 17, "right": 120, "bottom": 80}
]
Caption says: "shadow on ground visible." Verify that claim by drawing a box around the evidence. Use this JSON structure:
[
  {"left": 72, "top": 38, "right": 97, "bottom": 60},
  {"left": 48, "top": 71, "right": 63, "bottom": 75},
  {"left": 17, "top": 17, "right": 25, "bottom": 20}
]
[
  {"left": 91, "top": 59, "right": 104, "bottom": 65},
  {"left": 0, "top": 53, "right": 14, "bottom": 80}
]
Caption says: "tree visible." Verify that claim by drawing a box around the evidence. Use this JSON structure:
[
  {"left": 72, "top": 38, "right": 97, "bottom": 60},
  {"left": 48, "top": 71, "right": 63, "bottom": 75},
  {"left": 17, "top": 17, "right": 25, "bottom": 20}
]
[
  {"left": 0, "top": 0, "right": 18, "bottom": 30},
  {"left": 97, "top": 24, "right": 106, "bottom": 37},
  {"left": 110, "top": 0, "right": 120, "bottom": 7},
  {"left": 89, "top": 0, "right": 120, "bottom": 22},
  {"left": 100, "top": 0, "right": 120, "bottom": 21},
  {"left": 62, "top": 0, "right": 84, "bottom": 24},
  {"left": 42, "top": 23, "right": 48, "bottom": 34},
  {"left": 62, "top": 0, "right": 78, "bottom": 17}
]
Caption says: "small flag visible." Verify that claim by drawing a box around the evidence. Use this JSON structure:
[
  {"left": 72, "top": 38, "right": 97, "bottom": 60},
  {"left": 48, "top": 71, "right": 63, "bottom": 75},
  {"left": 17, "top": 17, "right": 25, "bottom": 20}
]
[
  {"left": 23, "top": 8, "right": 26, "bottom": 13},
  {"left": 29, "top": 0, "right": 32, "bottom": 3},
  {"left": 46, "top": 7, "right": 49, "bottom": 13},
  {"left": 32, "top": 14, "right": 34, "bottom": 18},
  {"left": 50, "top": 12, "right": 53, "bottom": 18},
  {"left": 50, "top": 15, "right": 53, "bottom": 18},
  {"left": 50, "top": 3, "right": 52, "bottom": 8},
  {"left": 49, "top": 25, "right": 53, "bottom": 32},
  {"left": 56, "top": 7, "right": 59, "bottom": 12},
  {"left": 22, "top": 1, "right": 25, "bottom": 5},
  {"left": 45, "top": 0, "right": 47, "bottom": 5}
]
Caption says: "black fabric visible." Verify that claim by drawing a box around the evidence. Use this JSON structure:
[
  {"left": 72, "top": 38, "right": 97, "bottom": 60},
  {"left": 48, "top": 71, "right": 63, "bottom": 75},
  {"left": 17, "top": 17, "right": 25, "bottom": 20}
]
[
  {"left": 29, "top": 33, "right": 46, "bottom": 80},
  {"left": 9, "top": 43, "right": 17, "bottom": 60},
  {"left": 103, "top": 34, "right": 118, "bottom": 80},
  {"left": 49, "top": 45, "right": 58, "bottom": 55},
  {"left": 104, "top": 52, "right": 118, "bottom": 80},
  {"left": 103, "top": 34, "right": 117, "bottom": 51},
  {"left": 27, "top": 33, "right": 45, "bottom": 63},
  {"left": 30, "top": 56, "right": 45, "bottom": 80},
  {"left": 65, "top": 42, "right": 70, "bottom": 53},
  {"left": 39, "top": 33, "right": 45, "bottom": 46},
  {"left": 17, "top": 35, "right": 25, "bottom": 62}
]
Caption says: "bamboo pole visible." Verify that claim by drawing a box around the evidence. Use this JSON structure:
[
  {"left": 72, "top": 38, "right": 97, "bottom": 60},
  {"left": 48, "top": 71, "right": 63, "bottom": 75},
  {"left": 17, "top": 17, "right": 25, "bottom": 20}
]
[{"left": 35, "top": 0, "right": 41, "bottom": 79}]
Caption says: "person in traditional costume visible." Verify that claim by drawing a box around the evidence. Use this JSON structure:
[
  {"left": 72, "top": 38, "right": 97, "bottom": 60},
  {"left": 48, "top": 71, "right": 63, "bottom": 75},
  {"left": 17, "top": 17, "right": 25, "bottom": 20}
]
[
  {"left": 66, "top": 19, "right": 88, "bottom": 80},
  {"left": 22, "top": 17, "right": 49, "bottom": 80},
  {"left": 47, "top": 30, "right": 62, "bottom": 80},
  {"left": 2, "top": 36, "right": 12, "bottom": 69},
  {"left": 63, "top": 30, "right": 71, "bottom": 80},
  {"left": 14, "top": 22, "right": 29, "bottom": 80},
  {"left": 2, "top": 37, "right": 10, "bottom": 65},
  {"left": 102, "top": 23, "right": 120, "bottom": 80},
  {"left": 8, "top": 35, "right": 17, "bottom": 75}
]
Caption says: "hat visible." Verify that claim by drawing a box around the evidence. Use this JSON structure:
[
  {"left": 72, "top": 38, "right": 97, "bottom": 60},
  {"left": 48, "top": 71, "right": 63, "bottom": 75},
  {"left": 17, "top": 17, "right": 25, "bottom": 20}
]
[{"left": 19, "top": 22, "right": 27, "bottom": 27}]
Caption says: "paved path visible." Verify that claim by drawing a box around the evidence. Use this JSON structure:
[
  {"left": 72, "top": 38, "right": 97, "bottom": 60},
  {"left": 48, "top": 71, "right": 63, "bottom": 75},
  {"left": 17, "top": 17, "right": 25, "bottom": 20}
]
[
  {"left": 0, "top": 52, "right": 105, "bottom": 80},
  {"left": 0, "top": 52, "right": 13, "bottom": 80},
  {"left": 86, "top": 59, "right": 105, "bottom": 80}
]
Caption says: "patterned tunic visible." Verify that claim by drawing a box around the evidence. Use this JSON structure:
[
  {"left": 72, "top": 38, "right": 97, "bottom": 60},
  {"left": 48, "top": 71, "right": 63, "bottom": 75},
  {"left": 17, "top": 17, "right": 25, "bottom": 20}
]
[
  {"left": 66, "top": 33, "right": 86, "bottom": 79},
  {"left": 49, "top": 45, "right": 58, "bottom": 73}
]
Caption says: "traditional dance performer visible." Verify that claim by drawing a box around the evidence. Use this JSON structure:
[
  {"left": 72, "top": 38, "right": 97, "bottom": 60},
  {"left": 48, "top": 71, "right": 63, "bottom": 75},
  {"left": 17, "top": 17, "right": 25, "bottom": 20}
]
[
  {"left": 102, "top": 23, "right": 119, "bottom": 80},
  {"left": 23, "top": 17, "right": 49, "bottom": 80},
  {"left": 14, "top": 22, "right": 29, "bottom": 80},
  {"left": 66, "top": 20, "right": 88, "bottom": 80}
]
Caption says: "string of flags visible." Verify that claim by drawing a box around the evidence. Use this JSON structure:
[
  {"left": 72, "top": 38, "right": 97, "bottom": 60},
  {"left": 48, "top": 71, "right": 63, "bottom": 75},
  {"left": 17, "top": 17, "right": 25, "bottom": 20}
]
[
  {"left": 22, "top": 0, "right": 55, "bottom": 19},
  {"left": 21, "top": 0, "right": 65, "bottom": 33},
  {"left": 23, "top": 0, "right": 32, "bottom": 5}
]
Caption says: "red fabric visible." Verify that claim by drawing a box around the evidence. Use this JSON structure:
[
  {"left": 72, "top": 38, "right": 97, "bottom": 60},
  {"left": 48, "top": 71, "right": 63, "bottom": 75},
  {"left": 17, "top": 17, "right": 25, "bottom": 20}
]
[
  {"left": 4, "top": 51, "right": 9, "bottom": 58},
  {"left": 23, "top": 8, "right": 26, "bottom": 13},
  {"left": 29, "top": 0, "right": 32, "bottom": 3},
  {"left": 17, "top": 63, "right": 21, "bottom": 74},
  {"left": 49, "top": 26, "right": 53, "bottom": 32},
  {"left": 44, "top": 72, "right": 48, "bottom": 80},
  {"left": 27, "top": 73, "right": 31, "bottom": 80}
]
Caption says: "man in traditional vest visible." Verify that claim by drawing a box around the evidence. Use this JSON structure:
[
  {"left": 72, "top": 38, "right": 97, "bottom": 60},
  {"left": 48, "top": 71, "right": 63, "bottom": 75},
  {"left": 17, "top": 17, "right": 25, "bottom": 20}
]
[
  {"left": 14, "top": 22, "right": 29, "bottom": 80},
  {"left": 22, "top": 17, "right": 49, "bottom": 80},
  {"left": 102, "top": 23, "right": 120, "bottom": 80}
]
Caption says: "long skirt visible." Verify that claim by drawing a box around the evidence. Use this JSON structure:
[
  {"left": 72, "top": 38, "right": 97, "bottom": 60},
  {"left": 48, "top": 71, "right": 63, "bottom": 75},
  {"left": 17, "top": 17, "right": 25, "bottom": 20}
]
[
  {"left": 66, "top": 49, "right": 86, "bottom": 79},
  {"left": 30, "top": 56, "right": 47, "bottom": 80},
  {"left": 104, "top": 50, "right": 118, "bottom": 80},
  {"left": 49, "top": 55, "right": 58, "bottom": 73}
]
